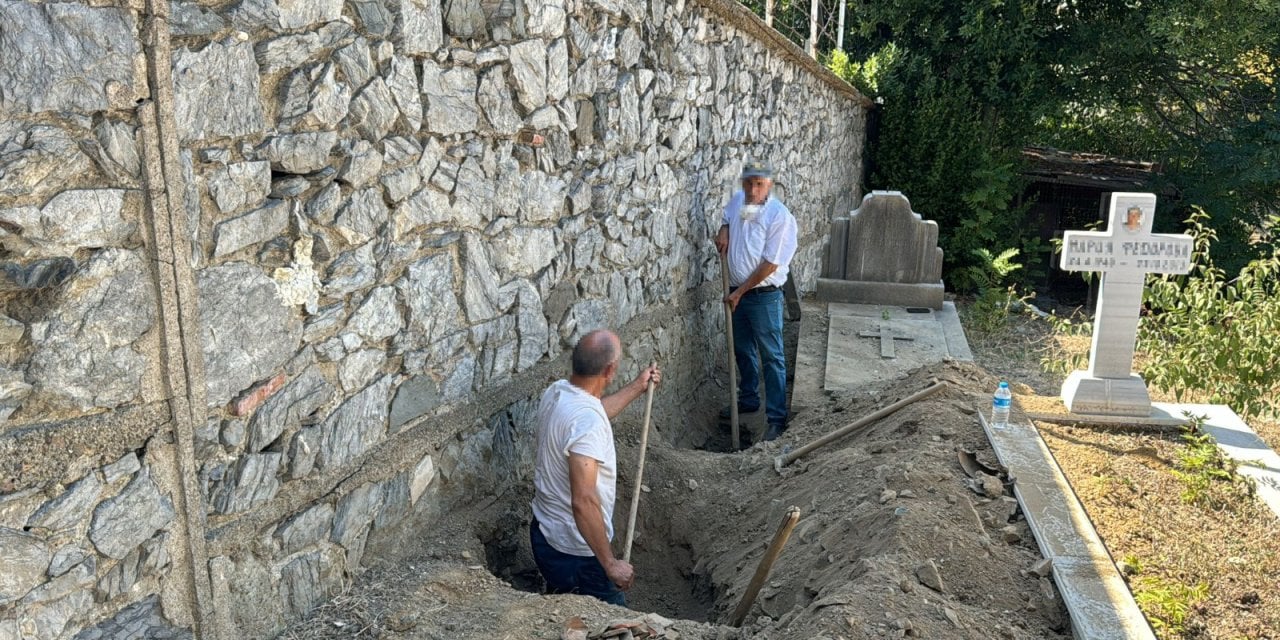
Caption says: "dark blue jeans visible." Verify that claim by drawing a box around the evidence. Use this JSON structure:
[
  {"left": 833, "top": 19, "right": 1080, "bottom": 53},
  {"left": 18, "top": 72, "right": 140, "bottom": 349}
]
[
  {"left": 732, "top": 288, "right": 787, "bottom": 425},
  {"left": 529, "top": 518, "right": 625, "bottom": 606}
]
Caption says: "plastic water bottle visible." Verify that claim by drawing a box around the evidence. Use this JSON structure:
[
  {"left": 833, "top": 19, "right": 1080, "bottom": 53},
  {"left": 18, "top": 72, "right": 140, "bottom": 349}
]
[{"left": 991, "top": 382, "right": 1012, "bottom": 429}]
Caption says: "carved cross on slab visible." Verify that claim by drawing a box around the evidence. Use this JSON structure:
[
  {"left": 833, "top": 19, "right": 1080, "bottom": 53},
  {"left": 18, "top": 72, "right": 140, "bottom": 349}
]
[{"left": 859, "top": 324, "right": 914, "bottom": 358}]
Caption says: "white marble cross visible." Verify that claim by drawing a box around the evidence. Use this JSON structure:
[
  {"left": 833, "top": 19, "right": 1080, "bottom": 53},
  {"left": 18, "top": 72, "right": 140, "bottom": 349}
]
[
  {"left": 1058, "top": 192, "right": 1193, "bottom": 415},
  {"left": 859, "top": 325, "right": 914, "bottom": 358}
]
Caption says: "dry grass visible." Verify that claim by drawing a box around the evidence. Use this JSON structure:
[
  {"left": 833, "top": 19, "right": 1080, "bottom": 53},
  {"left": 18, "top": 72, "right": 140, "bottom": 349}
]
[
  {"left": 1040, "top": 423, "right": 1280, "bottom": 638},
  {"left": 960, "top": 299, "right": 1280, "bottom": 639}
]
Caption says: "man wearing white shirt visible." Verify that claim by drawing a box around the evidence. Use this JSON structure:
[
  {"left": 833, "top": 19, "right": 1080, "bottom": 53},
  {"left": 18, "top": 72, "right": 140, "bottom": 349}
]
[
  {"left": 529, "top": 329, "right": 661, "bottom": 605},
  {"left": 714, "top": 160, "right": 798, "bottom": 444}
]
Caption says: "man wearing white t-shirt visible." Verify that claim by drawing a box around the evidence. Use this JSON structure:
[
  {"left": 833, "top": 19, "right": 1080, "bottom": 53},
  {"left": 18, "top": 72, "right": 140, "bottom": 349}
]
[
  {"left": 714, "top": 160, "right": 798, "bottom": 444},
  {"left": 530, "top": 329, "right": 661, "bottom": 605}
]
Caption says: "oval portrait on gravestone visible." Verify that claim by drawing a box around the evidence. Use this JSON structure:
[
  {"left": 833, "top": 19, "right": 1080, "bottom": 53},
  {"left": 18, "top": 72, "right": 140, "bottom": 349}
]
[{"left": 1124, "top": 206, "right": 1144, "bottom": 232}]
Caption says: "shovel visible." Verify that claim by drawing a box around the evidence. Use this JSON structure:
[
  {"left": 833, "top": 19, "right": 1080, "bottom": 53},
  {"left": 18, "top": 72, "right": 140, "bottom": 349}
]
[
  {"left": 720, "top": 255, "right": 740, "bottom": 450},
  {"left": 622, "top": 361, "right": 657, "bottom": 563}
]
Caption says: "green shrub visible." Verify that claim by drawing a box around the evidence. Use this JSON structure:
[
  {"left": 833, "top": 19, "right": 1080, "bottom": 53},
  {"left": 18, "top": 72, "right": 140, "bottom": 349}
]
[{"left": 1139, "top": 210, "right": 1280, "bottom": 420}]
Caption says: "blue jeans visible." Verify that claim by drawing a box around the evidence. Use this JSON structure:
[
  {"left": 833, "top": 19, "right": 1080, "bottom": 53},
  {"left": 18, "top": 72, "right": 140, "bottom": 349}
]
[
  {"left": 529, "top": 518, "right": 625, "bottom": 606},
  {"left": 732, "top": 288, "right": 787, "bottom": 425}
]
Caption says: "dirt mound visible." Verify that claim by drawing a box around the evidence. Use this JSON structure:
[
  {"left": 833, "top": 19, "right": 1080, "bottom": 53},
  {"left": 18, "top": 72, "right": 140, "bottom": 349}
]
[{"left": 284, "top": 359, "right": 1073, "bottom": 640}]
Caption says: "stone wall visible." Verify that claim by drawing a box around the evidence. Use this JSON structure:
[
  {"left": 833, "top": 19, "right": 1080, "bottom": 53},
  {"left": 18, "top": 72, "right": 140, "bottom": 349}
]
[{"left": 0, "top": 0, "right": 867, "bottom": 637}]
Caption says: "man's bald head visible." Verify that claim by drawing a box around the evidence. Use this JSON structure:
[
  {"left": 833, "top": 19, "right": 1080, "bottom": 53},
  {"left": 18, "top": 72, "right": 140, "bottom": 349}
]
[{"left": 571, "top": 329, "right": 621, "bottom": 377}]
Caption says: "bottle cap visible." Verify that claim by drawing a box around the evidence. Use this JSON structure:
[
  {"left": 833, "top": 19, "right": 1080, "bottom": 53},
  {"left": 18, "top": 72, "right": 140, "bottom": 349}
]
[{"left": 998, "top": 381, "right": 1008, "bottom": 388}]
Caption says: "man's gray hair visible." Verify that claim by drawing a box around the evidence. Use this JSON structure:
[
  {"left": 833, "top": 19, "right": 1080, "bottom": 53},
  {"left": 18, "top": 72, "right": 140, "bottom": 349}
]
[{"left": 571, "top": 330, "right": 619, "bottom": 377}]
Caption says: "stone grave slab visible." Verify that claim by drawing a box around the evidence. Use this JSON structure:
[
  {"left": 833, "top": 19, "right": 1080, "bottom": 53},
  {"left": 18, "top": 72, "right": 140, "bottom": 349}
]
[
  {"left": 1164, "top": 403, "right": 1280, "bottom": 520},
  {"left": 823, "top": 302, "right": 971, "bottom": 392},
  {"left": 979, "top": 411, "right": 1156, "bottom": 640}
]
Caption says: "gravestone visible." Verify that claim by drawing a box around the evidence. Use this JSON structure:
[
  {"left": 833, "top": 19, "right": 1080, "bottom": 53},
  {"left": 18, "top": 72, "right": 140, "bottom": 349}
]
[
  {"left": 1059, "top": 192, "right": 1192, "bottom": 416},
  {"left": 817, "top": 191, "right": 944, "bottom": 309}
]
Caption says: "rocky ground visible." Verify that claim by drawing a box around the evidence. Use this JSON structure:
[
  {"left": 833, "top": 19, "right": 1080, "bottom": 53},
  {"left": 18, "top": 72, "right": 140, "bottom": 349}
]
[{"left": 282, "top": 301, "right": 1074, "bottom": 640}]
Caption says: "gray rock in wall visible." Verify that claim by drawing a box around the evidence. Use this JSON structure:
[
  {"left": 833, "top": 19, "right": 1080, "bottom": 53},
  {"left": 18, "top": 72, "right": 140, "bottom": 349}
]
[
  {"left": 281, "top": 64, "right": 351, "bottom": 131},
  {"left": 489, "top": 226, "right": 556, "bottom": 277},
  {"left": 0, "top": 527, "right": 49, "bottom": 606},
  {"left": 198, "top": 262, "right": 303, "bottom": 408},
  {"left": 248, "top": 367, "right": 334, "bottom": 452},
  {"left": 276, "top": 503, "right": 335, "bottom": 555},
  {"left": 95, "top": 533, "right": 166, "bottom": 602},
  {"left": 73, "top": 594, "right": 192, "bottom": 640},
  {"left": 26, "top": 474, "right": 103, "bottom": 534},
  {"left": 26, "top": 555, "right": 94, "bottom": 607},
  {"left": 20, "top": 588, "right": 91, "bottom": 639},
  {"left": 508, "top": 40, "right": 548, "bottom": 112},
  {"left": 0, "top": 189, "right": 137, "bottom": 258},
  {"left": 94, "top": 120, "right": 142, "bottom": 180},
  {"left": 444, "top": 0, "right": 486, "bottom": 38},
  {"left": 323, "top": 242, "right": 378, "bottom": 297},
  {"left": 348, "top": 287, "right": 404, "bottom": 342},
  {"left": 256, "top": 22, "right": 354, "bottom": 74},
  {"left": 0, "top": 3, "right": 139, "bottom": 114},
  {"left": 27, "top": 249, "right": 156, "bottom": 412},
  {"left": 208, "top": 162, "right": 272, "bottom": 215},
  {"left": 397, "top": 0, "right": 445, "bottom": 55},
  {"left": 213, "top": 200, "right": 290, "bottom": 258},
  {"left": 170, "top": 1, "right": 228, "bottom": 36},
  {"left": 513, "top": 281, "right": 548, "bottom": 371},
  {"left": 103, "top": 453, "right": 141, "bottom": 486},
  {"left": 277, "top": 0, "right": 344, "bottom": 30},
  {"left": 173, "top": 39, "right": 266, "bottom": 142},
  {"left": 477, "top": 67, "right": 521, "bottom": 136},
  {"left": 262, "top": 132, "right": 338, "bottom": 175},
  {"left": 385, "top": 56, "right": 424, "bottom": 132},
  {"left": 88, "top": 472, "right": 174, "bottom": 560},
  {"left": 334, "top": 187, "right": 390, "bottom": 245},
  {"left": 330, "top": 482, "right": 382, "bottom": 566},
  {"left": 48, "top": 546, "right": 90, "bottom": 578},
  {"left": 210, "top": 453, "right": 283, "bottom": 514},
  {"left": 351, "top": 77, "right": 400, "bottom": 142},
  {"left": 0, "top": 125, "right": 96, "bottom": 202},
  {"left": 396, "top": 253, "right": 462, "bottom": 344},
  {"left": 421, "top": 63, "right": 479, "bottom": 135},
  {"left": 388, "top": 374, "right": 442, "bottom": 430},
  {"left": 526, "top": 0, "right": 566, "bottom": 37},
  {"left": 461, "top": 234, "right": 503, "bottom": 323},
  {"left": 339, "top": 349, "right": 386, "bottom": 392},
  {"left": 352, "top": 0, "right": 394, "bottom": 37},
  {"left": 335, "top": 39, "right": 376, "bottom": 91},
  {"left": 278, "top": 547, "right": 344, "bottom": 618},
  {"left": 316, "top": 375, "right": 394, "bottom": 470}
]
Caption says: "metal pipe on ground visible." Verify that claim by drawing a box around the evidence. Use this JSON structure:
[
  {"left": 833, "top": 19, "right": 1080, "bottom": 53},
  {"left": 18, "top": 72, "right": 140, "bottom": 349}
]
[
  {"left": 622, "top": 361, "right": 657, "bottom": 563},
  {"left": 774, "top": 379, "right": 948, "bottom": 471},
  {"left": 729, "top": 506, "right": 802, "bottom": 626}
]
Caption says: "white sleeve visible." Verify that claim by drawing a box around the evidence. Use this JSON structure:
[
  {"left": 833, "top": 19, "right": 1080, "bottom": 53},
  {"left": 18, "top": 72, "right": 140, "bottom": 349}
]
[{"left": 761, "top": 209, "right": 798, "bottom": 266}]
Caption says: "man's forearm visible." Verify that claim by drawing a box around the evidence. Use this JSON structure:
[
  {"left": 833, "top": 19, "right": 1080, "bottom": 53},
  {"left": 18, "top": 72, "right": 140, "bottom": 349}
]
[
  {"left": 572, "top": 498, "right": 616, "bottom": 568},
  {"left": 601, "top": 380, "right": 644, "bottom": 419},
  {"left": 733, "top": 261, "right": 779, "bottom": 294}
]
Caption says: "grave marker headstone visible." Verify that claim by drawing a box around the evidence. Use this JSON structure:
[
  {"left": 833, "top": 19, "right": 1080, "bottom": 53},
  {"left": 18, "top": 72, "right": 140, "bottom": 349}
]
[
  {"left": 817, "top": 191, "right": 945, "bottom": 309},
  {"left": 1059, "top": 192, "right": 1193, "bottom": 416}
]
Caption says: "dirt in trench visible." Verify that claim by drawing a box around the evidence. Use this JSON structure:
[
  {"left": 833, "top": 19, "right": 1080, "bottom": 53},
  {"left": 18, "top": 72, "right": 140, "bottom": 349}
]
[{"left": 282, "top": 305, "right": 1073, "bottom": 640}]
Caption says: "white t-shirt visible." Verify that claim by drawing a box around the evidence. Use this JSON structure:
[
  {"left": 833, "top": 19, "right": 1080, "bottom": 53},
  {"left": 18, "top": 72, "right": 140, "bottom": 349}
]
[
  {"left": 722, "top": 191, "right": 798, "bottom": 288},
  {"left": 530, "top": 380, "right": 617, "bottom": 557}
]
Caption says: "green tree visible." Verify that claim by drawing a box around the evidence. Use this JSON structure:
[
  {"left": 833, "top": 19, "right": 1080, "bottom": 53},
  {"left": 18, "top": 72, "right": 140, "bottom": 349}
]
[{"left": 833, "top": 0, "right": 1280, "bottom": 283}]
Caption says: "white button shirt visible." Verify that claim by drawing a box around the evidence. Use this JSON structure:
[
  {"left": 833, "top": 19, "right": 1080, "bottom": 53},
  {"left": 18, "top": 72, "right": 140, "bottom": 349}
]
[{"left": 722, "top": 191, "right": 798, "bottom": 288}]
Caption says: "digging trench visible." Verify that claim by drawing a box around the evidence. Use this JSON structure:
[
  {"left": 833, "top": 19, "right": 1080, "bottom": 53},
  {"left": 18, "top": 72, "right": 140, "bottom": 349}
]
[{"left": 473, "top": 302, "right": 806, "bottom": 625}]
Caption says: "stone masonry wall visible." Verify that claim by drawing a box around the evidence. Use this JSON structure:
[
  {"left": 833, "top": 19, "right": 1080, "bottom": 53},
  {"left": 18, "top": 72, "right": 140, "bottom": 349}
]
[{"left": 0, "top": 0, "right": 867, "bottom": 637}]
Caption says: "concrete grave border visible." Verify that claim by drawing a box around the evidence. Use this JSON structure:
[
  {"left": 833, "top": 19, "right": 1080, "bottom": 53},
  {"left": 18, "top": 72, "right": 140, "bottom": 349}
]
[{"left": 978, "top": 412, "right": 1156, "bottom": 640}]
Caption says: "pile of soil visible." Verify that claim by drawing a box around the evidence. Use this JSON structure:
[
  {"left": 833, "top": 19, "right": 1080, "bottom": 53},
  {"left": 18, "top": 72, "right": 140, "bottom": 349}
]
[{"left": 284, "top": 352, "right": 1074, "bottom": 639}]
